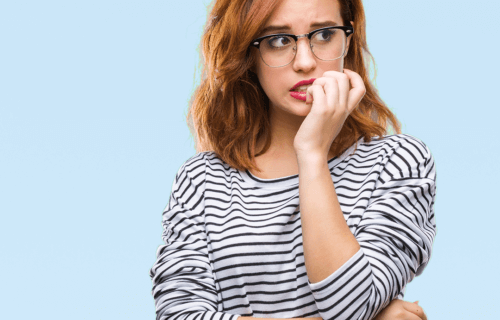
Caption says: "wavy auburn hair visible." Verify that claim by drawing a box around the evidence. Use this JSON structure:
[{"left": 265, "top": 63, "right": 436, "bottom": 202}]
[{"left": 187, "top": 0, "right": 401, "bottom": 173}]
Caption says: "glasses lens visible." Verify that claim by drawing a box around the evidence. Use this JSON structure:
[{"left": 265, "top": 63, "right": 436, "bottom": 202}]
[
  {"left": 310, "top": 28, "right": 346, "bottom": 61},
  {"left": 259, "top": 35, "right": 296, "bottom": 67}
]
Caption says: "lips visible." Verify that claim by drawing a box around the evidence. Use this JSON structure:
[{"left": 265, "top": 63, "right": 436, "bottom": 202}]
[
  {"left": 289, "top": 78, "right": 316, "bottom": 102},
  {"left": 290, "top": 78, "right": 316, "bottom": 92},
  {"left": 290, "top": 91, "right": 307, "bottom": 101}
]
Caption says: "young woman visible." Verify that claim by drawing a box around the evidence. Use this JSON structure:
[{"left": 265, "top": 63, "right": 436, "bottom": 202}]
[{"left": 150, "top": 0, "right": 436, "bottom": 319}]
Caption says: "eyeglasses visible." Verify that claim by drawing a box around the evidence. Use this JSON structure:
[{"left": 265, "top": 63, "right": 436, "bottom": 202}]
[{"left": 250, "top": 26, "right": 354, "bottom": 68}]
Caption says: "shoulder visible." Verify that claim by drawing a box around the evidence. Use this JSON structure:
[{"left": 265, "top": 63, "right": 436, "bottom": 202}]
[
  {"left": 170, "top": 152, "right": 213, "bottom": 191},
  {"left": 358, "top": 134, "right": 436, "bottom": 181},
  {"left": 362, "top": 133, "right": 432, "bottom": 156},
  {"left": 168, "top": 151, "right": 236, "bottom": 209},
  {"left": 175, "top": 152, "right": 209, "bottom": 177},
  {"left": 173, "top": 151, "right": 232, "bottom": 184},
  {"left": 168, "top": 152, "right": 213, "bottom": 210}
]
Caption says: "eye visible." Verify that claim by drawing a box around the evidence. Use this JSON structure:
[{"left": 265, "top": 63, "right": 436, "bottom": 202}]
[
  {"left": 312, "top": 29, "right": 336, "bottom": 42},
  {"left": 266, "top": 36, "right": 293, "bottom": 49}
]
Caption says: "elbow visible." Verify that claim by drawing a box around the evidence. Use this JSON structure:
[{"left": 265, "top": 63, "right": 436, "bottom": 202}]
[
  {"left": 355, "top": 268, "right": 398, "bottom": 320},
  {"left": 309, "top": 250, "right": 396, "bottom": 320},
  {"left": 347, "top": 268, "right": 378, "bottom": 320},
  {"left": 341, "top": 264, "right": 392, "bottom": 320}
]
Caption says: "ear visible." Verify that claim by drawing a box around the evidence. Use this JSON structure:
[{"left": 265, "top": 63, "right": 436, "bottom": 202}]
[{"left": 346, "top": 20, "right": 354, "bottom": 54}]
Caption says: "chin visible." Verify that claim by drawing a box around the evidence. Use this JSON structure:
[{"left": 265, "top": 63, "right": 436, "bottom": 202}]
[
  {"left": 282, "top": 98, "right": 312, "bottom": 118},
  {"left": 293, "top": 107, "right": 312, "bottom": 118},
  {"left": 289, "top": 96, "right": 312, "bottom": 117},
  {"left": 269, "top": 95, "right": 312, "bottom": 118}
]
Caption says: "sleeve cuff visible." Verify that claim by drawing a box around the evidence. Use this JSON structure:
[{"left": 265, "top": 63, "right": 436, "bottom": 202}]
[
  {"left": 160, "top": 311, "right": 241, "bottom": 320},
  {"left": 231, "top": 314, "right": 242, "bottom": 320}
]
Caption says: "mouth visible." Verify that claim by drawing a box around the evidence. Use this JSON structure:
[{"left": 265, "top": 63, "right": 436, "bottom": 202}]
[
  {"left": 290, "top": 78, "right": 316, "bottom": 92},
  {"left": 289, "top": 91, "right": 307, "bottom": 101},
  {"left": 290, "top": 84, "right": 313, "bottom": 92},
  {"left": 289, "top": 78, "right": 316, "bottom": 102}
]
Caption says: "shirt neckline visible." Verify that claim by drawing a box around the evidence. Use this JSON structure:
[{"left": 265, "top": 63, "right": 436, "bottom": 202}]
[{"left": 238, "top": 136, "right": 364, "bottom": 189}]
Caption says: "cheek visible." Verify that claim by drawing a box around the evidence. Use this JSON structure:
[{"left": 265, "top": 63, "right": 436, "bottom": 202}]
[
  {"left": 257, "top": 69, "right": 282, "bottom": 100},
  {"left": 315, "top": 59, "right": 344, "bottom": 75},
  {"left": 325, "top": 58, "right": 344, "bottom": 72},
  {"left": 256, "top": 63, "right": 289, "bottom": 101}
]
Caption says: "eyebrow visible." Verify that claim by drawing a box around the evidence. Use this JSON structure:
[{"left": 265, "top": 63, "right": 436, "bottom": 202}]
[{"left": 260, "top": 20, "right": 339, "bottom": 35}]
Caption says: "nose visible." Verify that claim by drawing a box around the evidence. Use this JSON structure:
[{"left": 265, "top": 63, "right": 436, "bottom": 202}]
[{"left": 292, "top": 37, "right": 316, "bottom": 73}]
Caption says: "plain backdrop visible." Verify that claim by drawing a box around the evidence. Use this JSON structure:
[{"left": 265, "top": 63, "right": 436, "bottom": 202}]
[{"left": 1, "top": 0, "right": 498, "bottom": 319}]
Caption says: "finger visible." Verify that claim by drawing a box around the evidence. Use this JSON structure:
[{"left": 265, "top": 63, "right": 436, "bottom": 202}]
[
  {"left": 306, "top": 84, "right": 326, "bottom": 108},
  {"left": 343, "top": 68, "right": 366, "bottom": 112},
  {"left": 322, "top": 71, "right": 350, "bottom": 110},
  {"left": 404, "top": 311, "right": 425, "bottom": 320},
  {"left": 311, "top": 77, "right": 339, "bottom": 110},
  {"left": 403, "top": 300, "right": 427, "bottom": 320}
]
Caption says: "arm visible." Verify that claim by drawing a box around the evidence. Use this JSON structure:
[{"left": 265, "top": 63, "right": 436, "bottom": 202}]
[
  {"left": 239, "top": 318, "right": 322, "bottom": 320},
  {"left": 149, "top": 155, "right": 241, "bottom": 320},
  {"left": 375, "top": 299, "right": 427, "bottom": 320},
  {"left": 298, "top": 137, "right": 437, "bottom": 320}
]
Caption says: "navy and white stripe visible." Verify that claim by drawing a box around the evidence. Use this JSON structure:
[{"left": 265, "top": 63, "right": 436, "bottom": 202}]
[{"left": 149, "top": 133, "right": 437, "bottom": 320}]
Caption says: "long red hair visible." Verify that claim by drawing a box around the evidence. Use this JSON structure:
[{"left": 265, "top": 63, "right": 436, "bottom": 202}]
[{"left": 187, "top": 0, "right": 401, "bottom": 172}]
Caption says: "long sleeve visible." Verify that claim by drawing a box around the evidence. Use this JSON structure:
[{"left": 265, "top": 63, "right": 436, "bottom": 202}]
[
  {"left": 307, "top": 135, "right": 437, "bottom": 320},
  {"left": 149, "top": 155, "right": 241, "bottom": 320}
]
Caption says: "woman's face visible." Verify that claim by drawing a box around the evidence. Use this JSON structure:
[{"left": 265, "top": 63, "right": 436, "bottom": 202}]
[{"left": 253, "top": 0, "right": 352, "bottom": 118}]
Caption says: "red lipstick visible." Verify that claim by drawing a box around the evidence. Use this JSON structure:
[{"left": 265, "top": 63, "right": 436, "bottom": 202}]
[
  {"left": 290, "top": 78, "right": 316, "bottom": 101},
  {"left": 290, "top": 78, "right": 316, "bottom": 91}
]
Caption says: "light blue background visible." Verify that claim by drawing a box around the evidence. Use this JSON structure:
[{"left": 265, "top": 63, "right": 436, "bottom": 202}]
[{"left": 1, "top": 0, "right": 498, "bottom": 319}]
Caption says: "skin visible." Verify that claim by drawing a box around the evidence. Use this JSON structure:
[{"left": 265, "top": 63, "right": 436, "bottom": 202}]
[
  {"left": 254, "top": 0, "right": 350, "bottom": 177},
  {"left": 376, "top": 299, "right": 428, "bottom": 320},
  {"left": 246, "top": 0, "right": 429, "bottom": 319},
  {"left": 250, "top": 0, "right": 350, "bottom": 178}
]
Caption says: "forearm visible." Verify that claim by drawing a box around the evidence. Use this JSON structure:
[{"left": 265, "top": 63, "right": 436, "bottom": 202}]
[{"left": 297, "top": 155, "right": 360, "bottom": 284}]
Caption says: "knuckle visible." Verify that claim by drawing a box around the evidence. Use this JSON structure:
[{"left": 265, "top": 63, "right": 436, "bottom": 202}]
[
  {"left": 313, "top": 77, "right": 325, "bottom": 84},
  {"left": 339, "top": 73, "right": 349, "bottom": 81},
  {"left": 394, "top": 310, "right": 405, "bottom": 319},
  {"left": 329, "top": 77, "right": 338, "bottom": 84}
]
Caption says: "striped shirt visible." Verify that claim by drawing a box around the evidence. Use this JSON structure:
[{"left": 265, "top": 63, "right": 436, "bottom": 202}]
[{"left": 149, "top": 133, "right": 437, "bottom": 320}]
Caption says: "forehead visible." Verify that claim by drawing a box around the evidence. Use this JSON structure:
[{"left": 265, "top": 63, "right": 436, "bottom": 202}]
[{"left": 264, "top": 0, "right": 342, "bottom": 30}]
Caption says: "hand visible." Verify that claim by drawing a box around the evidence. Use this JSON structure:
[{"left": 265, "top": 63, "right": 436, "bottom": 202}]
[
  {"left": 293, "top": 68, "right": 365, "bottom": 161},
  {"left": 374, "top": 299, "right": 427, "bottom": 320}
]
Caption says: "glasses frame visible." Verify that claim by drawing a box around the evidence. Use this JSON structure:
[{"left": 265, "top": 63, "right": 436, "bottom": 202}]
[{"left": 249, "top": 26, "right": 354, "bottom": 68}]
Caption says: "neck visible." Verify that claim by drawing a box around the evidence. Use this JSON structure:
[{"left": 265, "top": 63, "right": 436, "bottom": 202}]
[
  {"left": 255, "top": 103, "right": 300, "bottom": 158},
  {"left": 256, "top": 102, "right": 336, "bottom": 161}
]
